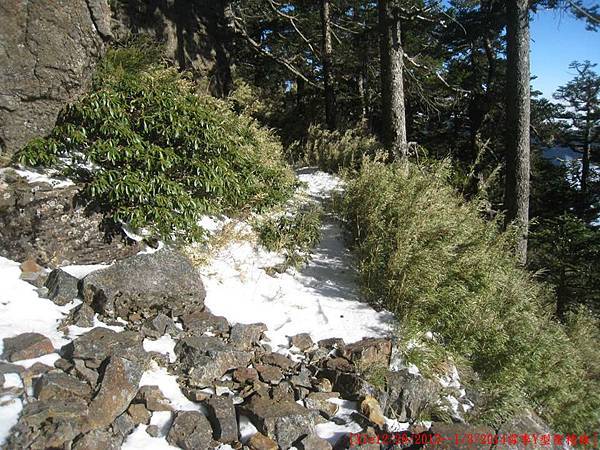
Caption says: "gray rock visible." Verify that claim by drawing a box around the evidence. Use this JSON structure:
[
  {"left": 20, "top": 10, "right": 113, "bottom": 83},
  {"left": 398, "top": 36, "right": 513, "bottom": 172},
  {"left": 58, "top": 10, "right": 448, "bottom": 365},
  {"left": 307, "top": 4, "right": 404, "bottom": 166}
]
[
  {"left": 176, "top": 336, "right": 252, "bottom": 388},
  {"left": 207, "top": 396, "right": 238, "bottom": 443},
  {"left": 496, "top": 410, "right": 555, "bottom": 450},
  {"left": 45, "top": 268, "right": 80, "bottom": 306},
  {"left": 233, "top": 367, "right": 259, "bottom": 384},
  {"left": 73, "top": 429, "right": 120, "bottom": 450},
  {"left": 73, "top": 358, "right": 100, "bottom": 386},
  {"left": 62, "top": 303, "right": 95, "bottom": 328},
  {"left": 0, "top": 361, "right": 25, "bottom": 374},
  {"left": 146, "top": 424, "right": 161, "bottom": 437},
  {"left": 34, "top": 372, "right": 92, "bottom": 402},
  {"left": 242, "top": 396, "right": 317, "bottom": 449},
  {"left": 111, "top": 412, "right": 136, "bottom": 438},
  {"left": 6, "top": 398, "right": 89, "bottom": 450},
  {"left": 383, "top": 369, "right": 440, "bottom": 421},
  {"left": 141, "top": 313, "right": 179, "bottom": 338},
  {"left": 2, "top": 332, "right": 54, "bottom": 361},
  {"left": 167, "top": 411, "right": 217, "bottom": 450},
  {"left": 290, "top": 365, "right": 313, "bottom": 388},
  {"left": 318, "top": 338, "right": 345, "bottom": 351},
  {"left": 298, "top": 434, "right": 333, "bottom": 450},
  {"left": 81, "top": 249, "right": 205, "bottom": 321},
  {"left": 87, "top": 355, "right": 143, "bottom": 430},
  {"left": 230, "top": 323, "right": 267, "bottom": 350},
  {"left": 62, "top": 327, "right": 146, "bottom": 368},
  {"left": 181, "top": 310, "right": 230, "bottom": 336},
  {"left": 271, "top": 380, "right": 296, "bottom": 402}
]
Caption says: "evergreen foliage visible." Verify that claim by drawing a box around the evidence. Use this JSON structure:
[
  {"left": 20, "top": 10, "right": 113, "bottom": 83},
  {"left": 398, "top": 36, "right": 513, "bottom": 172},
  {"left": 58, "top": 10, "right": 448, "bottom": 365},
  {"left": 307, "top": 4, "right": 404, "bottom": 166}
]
[{"left": 17, "top": 44, "right": 295, "bottom": 241}]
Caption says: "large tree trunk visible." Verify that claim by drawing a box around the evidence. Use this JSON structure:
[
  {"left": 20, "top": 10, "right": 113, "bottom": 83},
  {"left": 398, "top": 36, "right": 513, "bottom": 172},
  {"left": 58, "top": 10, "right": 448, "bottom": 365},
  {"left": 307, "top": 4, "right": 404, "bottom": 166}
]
[
  {"left": 378, "top": 0, "right": 407, "bottom": 157},
  {"left": 321, "top": 0, "right": 337, "bottom": 130},
  {"left": 504, "top": 0, "right": 531, "bottom": 265}
]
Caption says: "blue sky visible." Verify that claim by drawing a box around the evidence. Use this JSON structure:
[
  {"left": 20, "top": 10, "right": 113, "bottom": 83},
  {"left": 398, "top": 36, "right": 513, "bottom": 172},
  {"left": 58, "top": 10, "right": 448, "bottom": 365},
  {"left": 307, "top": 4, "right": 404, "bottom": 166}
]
[{"left": 531, "top": 7, "right": 599, "bottom": 99}]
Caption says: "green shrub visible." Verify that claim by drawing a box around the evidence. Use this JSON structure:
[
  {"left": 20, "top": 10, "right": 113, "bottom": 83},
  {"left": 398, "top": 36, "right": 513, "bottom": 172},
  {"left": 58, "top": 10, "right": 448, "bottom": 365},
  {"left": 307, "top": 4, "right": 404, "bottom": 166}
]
[
  {"left": 17, "top": 45, "right": 295, "bottom": 241},
  {"left": 287, "top": 124, "right": 382, "bottom": 173},
  {"left": 341, "top": 158, "right": 600, "bottom": 433},
  {"left": 256, "top": 204, "right": 322, "bottom": 268}
]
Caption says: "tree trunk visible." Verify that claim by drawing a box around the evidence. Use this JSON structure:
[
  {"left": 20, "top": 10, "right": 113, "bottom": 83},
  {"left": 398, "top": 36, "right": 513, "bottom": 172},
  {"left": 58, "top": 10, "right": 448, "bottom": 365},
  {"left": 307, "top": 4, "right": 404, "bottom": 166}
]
[
  {"left": 504, "top": 0, "right": 531, "bottom": 265},
  {"left": 378, "top": 0, "right": 407, "bottom": 157},
  {"left": 321, "top": 0, "right": 337, "bottom": 130}
]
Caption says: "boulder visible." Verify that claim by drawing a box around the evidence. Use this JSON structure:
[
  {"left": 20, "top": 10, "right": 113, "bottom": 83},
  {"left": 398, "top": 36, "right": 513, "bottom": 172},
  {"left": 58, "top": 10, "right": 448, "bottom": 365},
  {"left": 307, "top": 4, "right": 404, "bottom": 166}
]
[
  {"left": 81, "top": 249, "right": 205, "bottom": 320},
  {"left": 111, "top": 413, "right": 136, "bottom": 438},
  {"left": 87, "top": 355, "right": 143, "bottom": 430},
  {"left": 141, "top": 313, "right": 179, "bottom": 339},
  {"left": 2, "top": 332, "right": 54, "bottom": 361},
  {"left": 242, "top": 396, "right": 317, "bottom": 449},
  {"left": 207, "top": 396, "right": 238, "bottom": 443},
  {"left": 45, "top": 268, "right": 80, "bottom": 305},
  {"left": 62, "top": 303, "right": 95, "bottom": 328},
  {"left": 260, "top": 352, "right": 296, "bottom": 371},
  {"left": 167, "top": 411, "right": 217, "bottom": 450}
]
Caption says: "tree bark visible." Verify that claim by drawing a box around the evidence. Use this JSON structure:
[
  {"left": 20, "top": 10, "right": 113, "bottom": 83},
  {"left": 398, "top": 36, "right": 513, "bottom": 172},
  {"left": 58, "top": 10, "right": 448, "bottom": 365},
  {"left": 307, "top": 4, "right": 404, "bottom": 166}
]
[
  {"left": 378, "top": 0, "right": 408, "bottom": 157},
  {"left": 504, "top": 0, "right": 531, "bottom": 265},
  {"left": 321, "top": 0, "right": 337, "bottom": 130}
]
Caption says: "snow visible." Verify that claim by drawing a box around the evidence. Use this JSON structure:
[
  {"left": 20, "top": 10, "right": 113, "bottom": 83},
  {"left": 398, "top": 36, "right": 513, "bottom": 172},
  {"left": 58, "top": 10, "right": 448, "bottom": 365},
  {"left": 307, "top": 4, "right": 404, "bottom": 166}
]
[
  {"left": 143, "top": 335, "right": 177, "bottom": 363},
  {"left": 139, "top": 361, "right": 204, "bottom": 413},
  {"left": 0, "top": 256, "right": 70, "bottom": 354},
  {"left": 0, "top": 395, "right": 22, "bottom": 447},
  {"left": 315, "top": 398, "right": 362, "bottom": 444},
  {"left": 8, "top": 167, "right": 75, "bottom": 188},
  {"left": 61, "top": 264, "right": 110, "bottom": 279},
  {"left": 3, "top": 374, "right": 22, "bottom": 389},
  {"left": 201, "top": 168, "right": 394, "bottom": 350},
  {"left": 122, "top": 426, "right": 179, "bottom": 450}
]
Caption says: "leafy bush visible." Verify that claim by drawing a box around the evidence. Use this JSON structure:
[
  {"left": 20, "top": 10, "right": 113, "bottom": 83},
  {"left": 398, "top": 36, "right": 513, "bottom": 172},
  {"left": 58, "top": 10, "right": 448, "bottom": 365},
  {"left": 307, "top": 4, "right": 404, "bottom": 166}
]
[
  {"left": 287, "top": 124, "right": 382, "bottom": 173},
  {"left": 17, "top": 45, "right": 295, "bottom": 241},
  {"left": 341, "top": 158, "right": 600, "bottom": 433},
  {"left": 256, "top": 204, "right": 322, "bottom": 268}
]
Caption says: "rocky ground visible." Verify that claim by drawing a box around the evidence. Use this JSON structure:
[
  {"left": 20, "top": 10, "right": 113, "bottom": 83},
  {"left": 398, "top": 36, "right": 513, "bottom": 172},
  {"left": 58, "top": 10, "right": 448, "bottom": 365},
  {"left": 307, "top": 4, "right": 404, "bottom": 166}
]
[{"left": 0, "top": 168, "right": 556, "bottom": 450}]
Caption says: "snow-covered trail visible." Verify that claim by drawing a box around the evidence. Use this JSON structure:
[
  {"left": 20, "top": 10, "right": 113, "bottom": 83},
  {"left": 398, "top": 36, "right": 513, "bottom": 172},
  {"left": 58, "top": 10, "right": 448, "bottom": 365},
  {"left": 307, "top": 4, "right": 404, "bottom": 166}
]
[{"left": 201, "top": 168, "right": 394, "bottom": 351}]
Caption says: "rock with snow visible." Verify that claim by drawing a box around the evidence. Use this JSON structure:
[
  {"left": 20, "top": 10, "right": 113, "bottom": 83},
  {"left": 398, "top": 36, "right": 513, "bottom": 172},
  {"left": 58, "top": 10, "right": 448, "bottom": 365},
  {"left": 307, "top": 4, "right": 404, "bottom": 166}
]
[
  {"left": 44, "top": 268, "right": 80, "bottom": 305},
  {"left": 87, "top": 355, "right": 143, "bottom": 430},
  {"left": 207, "top": 396, "right": 238, "bottom": 443},
  {"left": 2, "top": 332, "right": 55, "bottom": 362},
  {"left": 62, "top": 303, "right": 95, "bottom": 328},
  {"left": 242, "top": 396, "right": 317, "bottom": 449},
  {"left": 167, "top": 411, "right": 217, "bottom": 450},
  {"left": 81, "top": 248, "right": 205, "bottom": 321},
  {"left": 360, "top": 396, "right": 385, "bottom": 427},
  {"left": 304, "top": 392, "right": 340, "bottom": 419},
  {"left": 19, "top": 258, "right": 47, "bottom": 288},
  {"left": 111, "top": 413, "right": 136, "bottom": 438},
  {"left": 290, "top": 333, "right": 314, "bottom": 351},
  {"left": 6, "top": 398, "right": 89, "bottom": 449},
  {"left": 135, "top": 385, "right": 172, "bottom": 412}
]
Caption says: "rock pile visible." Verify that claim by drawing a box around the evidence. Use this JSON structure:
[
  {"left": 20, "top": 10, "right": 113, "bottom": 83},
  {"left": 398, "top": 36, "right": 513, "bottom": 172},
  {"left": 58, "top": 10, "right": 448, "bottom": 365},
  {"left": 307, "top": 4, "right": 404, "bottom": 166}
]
[{"left": 1, "top": 248, "right": 547, "bottom": 450}]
